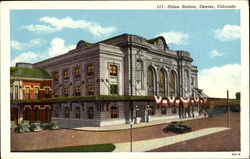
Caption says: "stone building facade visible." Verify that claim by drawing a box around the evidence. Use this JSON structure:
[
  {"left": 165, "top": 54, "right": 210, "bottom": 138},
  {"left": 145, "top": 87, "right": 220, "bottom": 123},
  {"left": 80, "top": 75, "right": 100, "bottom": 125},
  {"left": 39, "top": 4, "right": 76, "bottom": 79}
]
[{"left": 33, "top": 34, "right": 200, "bottom": 127}]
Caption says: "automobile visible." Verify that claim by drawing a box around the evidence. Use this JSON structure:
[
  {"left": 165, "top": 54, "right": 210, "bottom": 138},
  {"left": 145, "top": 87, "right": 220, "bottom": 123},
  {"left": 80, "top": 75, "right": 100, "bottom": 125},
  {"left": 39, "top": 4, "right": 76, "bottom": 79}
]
[
  {"left": 15, "top": 124, "right": 30, "bottom": 133},
  {"left": 163, "top": 121, "right": 192, "bottom": 133},
  {"left": 29, "top": 123, "right": 42, "bottom": 132}
]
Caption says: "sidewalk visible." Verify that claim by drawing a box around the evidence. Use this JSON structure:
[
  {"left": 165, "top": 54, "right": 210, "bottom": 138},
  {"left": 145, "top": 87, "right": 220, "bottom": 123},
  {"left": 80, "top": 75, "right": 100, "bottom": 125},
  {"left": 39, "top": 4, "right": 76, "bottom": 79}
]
[
  {"left": 113, "top": 127, "right": 229, "bottom": 152},
  {"left": 73, "top": 115, "right": 206, "bottom": 131}
]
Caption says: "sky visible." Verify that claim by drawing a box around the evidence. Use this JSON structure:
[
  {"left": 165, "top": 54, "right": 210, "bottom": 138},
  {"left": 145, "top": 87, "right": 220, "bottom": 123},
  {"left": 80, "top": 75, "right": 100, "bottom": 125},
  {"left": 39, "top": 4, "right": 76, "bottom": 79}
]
[{"left": 10, "top": 10, "right": 241, "bottom": 98}]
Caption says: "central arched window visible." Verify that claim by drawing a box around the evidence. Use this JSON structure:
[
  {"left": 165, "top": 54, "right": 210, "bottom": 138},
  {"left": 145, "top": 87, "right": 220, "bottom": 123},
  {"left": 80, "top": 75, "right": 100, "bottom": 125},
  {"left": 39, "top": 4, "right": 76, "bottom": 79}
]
[
  {"left": 169, "top": 71, "right": 177, "bottom": 96},
  {"left": 159, "top": 70, "right": 166, "bottom": 96},
  {"left": 147, "top": 67, "right": 155, "bottom": 95}
]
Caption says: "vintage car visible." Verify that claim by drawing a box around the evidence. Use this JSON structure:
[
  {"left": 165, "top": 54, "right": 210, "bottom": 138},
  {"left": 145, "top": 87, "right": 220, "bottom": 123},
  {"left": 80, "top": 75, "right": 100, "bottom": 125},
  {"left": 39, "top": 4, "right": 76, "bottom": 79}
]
[
  {"left": 163, "top": 121, "right": 192, "bottom": 133},
  {"left": 29, "top": 123, "right": 42, "bottom": 132},
  {"left": 15, "top": 123, "right": 30, "bottom": 133}
]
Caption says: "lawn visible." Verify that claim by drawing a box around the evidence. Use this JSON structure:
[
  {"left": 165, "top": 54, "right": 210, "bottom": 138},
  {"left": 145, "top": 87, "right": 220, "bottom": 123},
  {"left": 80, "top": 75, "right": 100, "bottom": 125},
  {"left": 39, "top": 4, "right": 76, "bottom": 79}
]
[{"left": 23, "top": 143, "right": 116, "bottom": 152}]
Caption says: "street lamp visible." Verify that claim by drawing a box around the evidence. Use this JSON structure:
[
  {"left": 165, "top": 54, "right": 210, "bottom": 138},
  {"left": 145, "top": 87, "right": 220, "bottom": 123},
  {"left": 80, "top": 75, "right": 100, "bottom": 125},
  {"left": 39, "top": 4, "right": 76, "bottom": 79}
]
[
  {"left": 130, "top": 121, "right": 133, "bottom": 152},
  {"left": 130, "top": 105, "right": 139, "bottom": 152},
  {"left": 146, "top": 105, "right": 151, "bottom": 122}
]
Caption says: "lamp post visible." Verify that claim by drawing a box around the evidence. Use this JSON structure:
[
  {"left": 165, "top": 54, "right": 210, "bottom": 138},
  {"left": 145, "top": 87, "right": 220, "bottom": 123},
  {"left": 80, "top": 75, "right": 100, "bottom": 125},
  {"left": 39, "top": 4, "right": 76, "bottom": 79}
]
[{"left": 130, "top": 121, "right": 133, "bottom": 152}]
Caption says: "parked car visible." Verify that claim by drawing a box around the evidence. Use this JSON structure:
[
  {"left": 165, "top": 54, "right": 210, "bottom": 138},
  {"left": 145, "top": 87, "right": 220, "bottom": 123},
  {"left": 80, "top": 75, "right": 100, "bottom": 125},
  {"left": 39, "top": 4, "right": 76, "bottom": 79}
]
[
  {"left": 163, "top": 121, "right": 192, "bottom": 133},
  {"left": 29, "top": 123, "right": 42, "bottom": 132},
  {"left": 15, "top": 124, "right": 30, "bottom": 133},
  {"left": 41, "top": 122, "right": 60, "bottom": 130}
]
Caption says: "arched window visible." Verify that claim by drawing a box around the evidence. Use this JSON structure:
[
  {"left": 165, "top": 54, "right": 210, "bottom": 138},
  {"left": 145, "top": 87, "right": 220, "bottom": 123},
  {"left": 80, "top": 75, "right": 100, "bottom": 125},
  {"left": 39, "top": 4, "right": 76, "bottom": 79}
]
[
  {"left": 147, "top": 67, "right": 155, "bottom": 95},
  {"left": 169, "top": 71, "right": 177, "bottom": 96},
  {"left": 45, "top": 107, "right": 50, "bottom": 121},
  {"left": 34, "top": 107, "right": 40, "bottom": 121},
  {"left": 184, "top": 70, "right": 189, "bottom": 94},
  {"left": 159, "top": 70, "right": 166, "bottom": 96},
  {"left": 24, "top": 107, "right": 30, "bottom": 120}
]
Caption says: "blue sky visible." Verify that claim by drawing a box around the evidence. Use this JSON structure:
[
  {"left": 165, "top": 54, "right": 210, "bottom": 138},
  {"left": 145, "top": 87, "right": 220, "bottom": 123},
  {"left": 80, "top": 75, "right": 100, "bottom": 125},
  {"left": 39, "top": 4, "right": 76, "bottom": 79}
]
[{"left": 10, "top": 10, "right": 241, "bottom": 97}]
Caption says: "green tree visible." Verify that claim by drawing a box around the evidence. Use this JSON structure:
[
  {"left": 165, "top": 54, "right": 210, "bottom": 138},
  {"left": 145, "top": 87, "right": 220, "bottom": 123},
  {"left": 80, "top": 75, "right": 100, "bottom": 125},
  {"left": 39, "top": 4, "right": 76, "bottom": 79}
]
[{"left": 235, "top": 92, "right": 240, "bottom": 100}]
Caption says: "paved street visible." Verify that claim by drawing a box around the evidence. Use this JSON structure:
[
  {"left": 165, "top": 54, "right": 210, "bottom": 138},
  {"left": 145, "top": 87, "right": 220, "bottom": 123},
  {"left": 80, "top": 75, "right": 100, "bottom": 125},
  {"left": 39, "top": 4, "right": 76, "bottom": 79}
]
[
  {"left": 113, "top": 127, "right": 229, "bottom": 152},
  {"left": 11, "top": 112, "right": 240, "bottom": 152}
]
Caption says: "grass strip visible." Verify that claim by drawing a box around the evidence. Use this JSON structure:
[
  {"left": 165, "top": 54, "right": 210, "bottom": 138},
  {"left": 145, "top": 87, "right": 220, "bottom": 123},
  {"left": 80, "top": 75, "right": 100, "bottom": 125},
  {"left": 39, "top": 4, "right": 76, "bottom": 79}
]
[{"left": 23, "top": 143, "right": 116, "bottom": 152}]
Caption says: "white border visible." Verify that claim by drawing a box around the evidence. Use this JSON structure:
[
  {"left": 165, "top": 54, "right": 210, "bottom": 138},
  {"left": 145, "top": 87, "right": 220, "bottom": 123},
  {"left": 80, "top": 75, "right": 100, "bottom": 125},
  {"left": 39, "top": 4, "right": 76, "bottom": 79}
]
[{"left": 1, "top": 1, "right": 249, "bottom": 159}]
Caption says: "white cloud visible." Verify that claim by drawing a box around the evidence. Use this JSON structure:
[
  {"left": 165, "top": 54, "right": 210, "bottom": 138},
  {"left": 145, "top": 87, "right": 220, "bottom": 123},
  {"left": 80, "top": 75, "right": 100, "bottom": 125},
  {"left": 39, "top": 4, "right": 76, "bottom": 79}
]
[
  {"left": 213, "top": 25, "right": 240, "bottom": 41},
  {"left": 209, "top": 49, "right": 224, "bottom": 59},
  {"left": 11, "top": 39, "right": 43, "bottom": 50},
  {"left": 11, "top": 52, "right": 39, "bottom": 66},
  {"left": 24, "top": 16, "right": 117, "bottom": 38},
  {"left": 47, "top": 38, "right": 75, "bottom": 57},
  {"left": 198, "top": 64, "right": 241, "bottom": 98},
  {"left": 157, "top": 31, "right": 190, "bottom": 45}
]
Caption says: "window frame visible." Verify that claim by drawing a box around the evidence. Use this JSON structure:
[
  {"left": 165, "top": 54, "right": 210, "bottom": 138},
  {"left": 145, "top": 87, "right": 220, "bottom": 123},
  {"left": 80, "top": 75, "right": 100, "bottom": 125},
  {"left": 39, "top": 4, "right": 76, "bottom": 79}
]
[
  {"left": 87, "top": 64, "right": 94, "bottom": 76},
  {"left": 109, "top": 64, "right": 118, "bottom": 76},
  {"left": 87, "top": 84, "right": 94, "bottom": 95},
  {"left": 64, "top": 87, "right": 69, "bottom": 97},
  {"left": 63, "top": 69, "right": 69, "bottom": 80},
  {"left": 54, "top": 72, "right": 59, "bottom": 81},
  {"left": 75, "top": 86, "right": 81, "bottom": 96},
  {"left": 110, "top": 84, "right": 118, "bottom": 95},
  {"left": 75, "top": 67, "right": 81, "bottom": 78}
]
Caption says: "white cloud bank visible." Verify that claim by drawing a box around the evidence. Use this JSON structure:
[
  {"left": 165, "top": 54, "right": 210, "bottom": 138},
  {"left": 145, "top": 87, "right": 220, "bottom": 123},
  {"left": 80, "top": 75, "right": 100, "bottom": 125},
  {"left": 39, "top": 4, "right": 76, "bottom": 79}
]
[
  {"left": 11, "top": 39, "right": 43, "bottom": 50},
  {"left": 11, "top": 52, "right": 39, "bottom": 66},
  {"left": 198, "top": 64, "right": 241, "bottom": 98},
  {"left": 209, "top": 49, "right": 224, "bottom": 59},
  {"left": 24, "top": 16, "right": 117, "bottom": 38},
  {"left": 213, "top": 25, "right": 240, "bottom": 42},
  {"left": 157, "top": 31, "right": 190, "bottom": 45},
  {"left": 11, "top": 38, "right": 74, "bottom": 66},
  {"left": 48, "top": 38, "right": 75, "bottom": 57}
]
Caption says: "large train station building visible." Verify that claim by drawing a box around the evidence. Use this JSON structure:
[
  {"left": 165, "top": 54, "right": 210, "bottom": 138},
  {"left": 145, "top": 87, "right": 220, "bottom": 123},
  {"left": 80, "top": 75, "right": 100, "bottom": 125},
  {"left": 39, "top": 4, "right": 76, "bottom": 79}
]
[{"left": 11, "top": 33, "right": 205, "bottom": 128}]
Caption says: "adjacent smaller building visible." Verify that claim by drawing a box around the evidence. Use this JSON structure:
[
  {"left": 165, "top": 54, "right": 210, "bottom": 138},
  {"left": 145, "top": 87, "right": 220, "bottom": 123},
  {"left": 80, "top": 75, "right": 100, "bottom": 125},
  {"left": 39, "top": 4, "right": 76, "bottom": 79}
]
[{"left": 10, "top": 63, "right": 53, "bottom": 124}]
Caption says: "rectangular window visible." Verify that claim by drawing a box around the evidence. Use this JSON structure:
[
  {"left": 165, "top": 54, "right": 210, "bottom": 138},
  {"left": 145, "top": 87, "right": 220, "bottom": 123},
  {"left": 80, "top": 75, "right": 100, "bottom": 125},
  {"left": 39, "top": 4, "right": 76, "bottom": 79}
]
[
  {"left": 54, "top": 72, "right": 59, "bottom": 81},
  {"left": 64, "top": 70, "right": 69, "bottom": 80},
  {"left": 45, "top": 88, "right": 49, "bottom": 98},
  {"left": 64, "top": 107, "right": 70, "bottom": 118},
  {"left": 110, "top": 84, "right": 118, "bottom": 95},
  {"left": 75, "top": 86, "right": 81, "bottom": 96},
  {"left": 87, "top": 84, "right": 94, "bottom": 95},
  {"left": 34, "top": 87, "right": 39, "bottom": 99},
  {"left": 109, "top": 65, "right": 118, "bottom": 76},
  {"left": 25, "top": 87, "right": 30, "bottom": 99},
  {"left": 87, "top": 65, "right": 94, "bottom": 76},
  {"left": 75, "top": 67, "right": 81, "bottom": 78},
  {"left": 64, "top": 88, "right": 69, "bottom": 97},
  {"left": 54, "top": 89, "right": 59, "bottom": 97}
]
